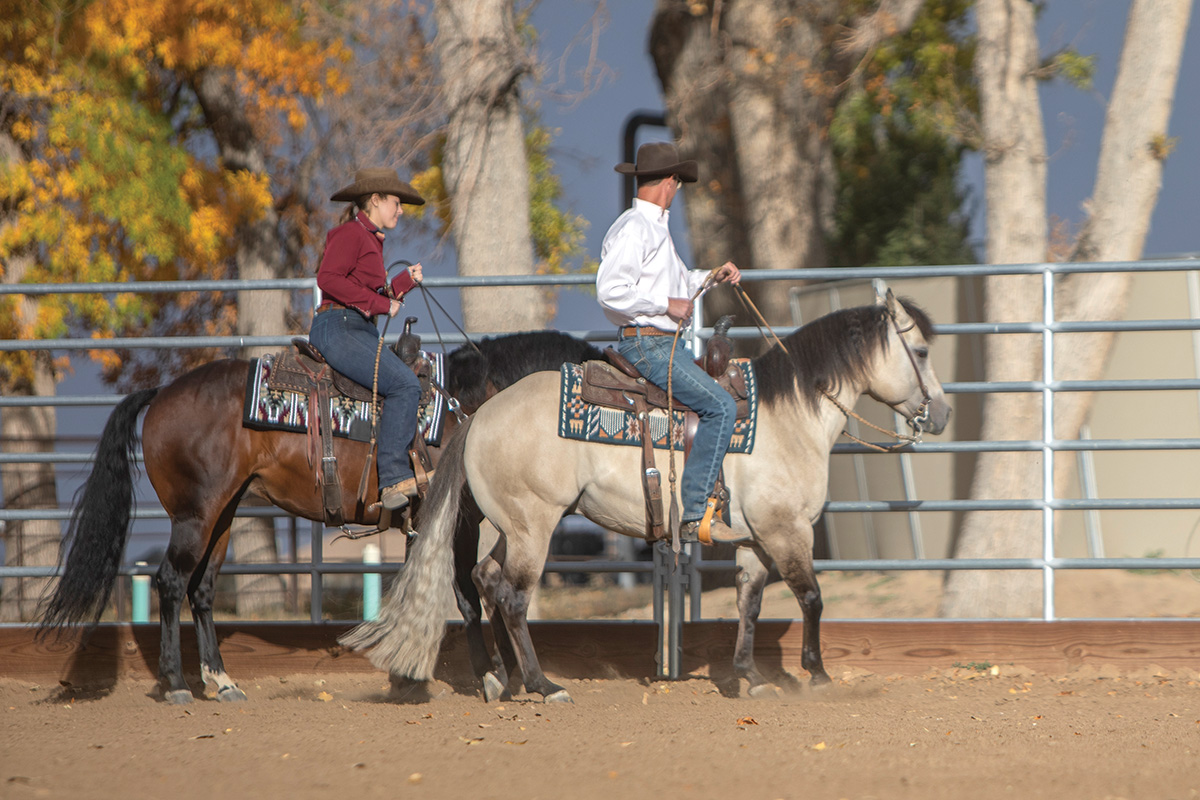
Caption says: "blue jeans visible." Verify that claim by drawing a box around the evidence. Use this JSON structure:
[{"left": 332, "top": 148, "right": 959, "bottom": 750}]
[
  {"left": 618, "top": 331, "right": 737, "bottom": 522},
  {"left": 309, "top": 309, "right": 421, "bottom": 487}
]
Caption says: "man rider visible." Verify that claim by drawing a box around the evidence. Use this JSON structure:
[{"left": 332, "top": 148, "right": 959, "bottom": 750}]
[{"left": 596, "top": 141, "right": 742, "bottom": 543}]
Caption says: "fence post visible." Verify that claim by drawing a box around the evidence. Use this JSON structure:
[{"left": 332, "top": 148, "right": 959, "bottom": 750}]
[
  {"left": 363, "top": 543, "right": 381, "bottom": 621},
  {"left": 132, "top": 561, "right": 150, "bottom": 623}
]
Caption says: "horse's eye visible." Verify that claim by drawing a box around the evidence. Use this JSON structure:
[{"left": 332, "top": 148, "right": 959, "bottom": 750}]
[{"left": 914, "top": 347, "right": 929, "bottom": 360}]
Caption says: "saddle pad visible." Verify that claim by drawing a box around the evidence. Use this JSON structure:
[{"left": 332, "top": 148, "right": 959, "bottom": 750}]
[
  {"left": 557, "top": 359, "right": 757, "bottom": 454},
  {"left": 243, "top": 351, "right": 447, "bottom": 446}
]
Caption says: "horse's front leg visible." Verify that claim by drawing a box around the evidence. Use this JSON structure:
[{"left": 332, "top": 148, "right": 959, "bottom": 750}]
[
  {"left": 763, "top": 525, "right": 831, "bottom": 687},
  {"left": 733, "top": 545, "right": 777, "bottom": 697}
]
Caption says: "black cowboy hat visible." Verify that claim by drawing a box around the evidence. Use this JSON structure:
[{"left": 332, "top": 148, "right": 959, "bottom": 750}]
[
  {"left": 331, "top": 167, "right": 425, "bottom": 205},
  {"left": 613, "top": 142, "right": 698, "bottom": 183}
]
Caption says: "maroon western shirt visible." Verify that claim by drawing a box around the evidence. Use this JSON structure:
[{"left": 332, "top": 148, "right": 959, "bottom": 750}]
[{"left": 316, "top": 211, "right": 416, "bottom": 318}]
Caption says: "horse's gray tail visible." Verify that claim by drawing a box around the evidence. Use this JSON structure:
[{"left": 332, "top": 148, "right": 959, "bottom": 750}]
[{"left": 338, "top": 416, "right": 474, "bottom": 681}]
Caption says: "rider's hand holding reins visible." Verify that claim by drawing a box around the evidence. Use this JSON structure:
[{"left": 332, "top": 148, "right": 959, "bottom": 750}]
[
  {"left": 712, "top": 261, "right": 741, "bottom": 285},
  {"left": 387, "top": 263, "right": 424, "bottom": 318}
]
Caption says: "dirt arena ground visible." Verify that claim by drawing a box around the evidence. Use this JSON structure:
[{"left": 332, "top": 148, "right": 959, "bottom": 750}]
[
  {"left": 5, "top": 665, "right": 1200, "bottom": 800},
  {"left": 5, "top": 570, "right": 1200, "bottom": 800}
]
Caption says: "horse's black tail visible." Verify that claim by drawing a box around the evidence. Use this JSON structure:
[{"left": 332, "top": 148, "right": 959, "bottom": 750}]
[
  {"left": 339, "top": 415, "right": 474, "bottom": 681},
  {"left": 37, "top": 388, "right": 159, "bottom": 638}
]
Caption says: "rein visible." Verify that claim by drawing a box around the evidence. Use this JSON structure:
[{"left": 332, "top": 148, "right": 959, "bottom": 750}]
[
  {"left": 821, "top": 311, "right": 932, "bottom": 452},
  {"left": 664, "top": 269, "right": 724, "bottom": 552}
]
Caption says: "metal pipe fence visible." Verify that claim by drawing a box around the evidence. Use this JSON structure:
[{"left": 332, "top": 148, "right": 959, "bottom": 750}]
[{"left": 3, "top": 261, "right": 1200, "bottom": 659}]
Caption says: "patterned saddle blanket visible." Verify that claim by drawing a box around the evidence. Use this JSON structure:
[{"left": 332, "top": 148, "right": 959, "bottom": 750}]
[
  {"left": 557, "top": 359, "right": 758, "bottom": 454},
  {"left": 242, "top": 350, "right": 448, "bottom": 446}
]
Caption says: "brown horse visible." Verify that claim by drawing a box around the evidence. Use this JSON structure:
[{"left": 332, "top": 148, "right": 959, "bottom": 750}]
[
  {"left": 38, "top": 330, "right": 601, "bottom": 704},
  {"left": 341, "top": 290, "right": 952, "bottom": 702}
]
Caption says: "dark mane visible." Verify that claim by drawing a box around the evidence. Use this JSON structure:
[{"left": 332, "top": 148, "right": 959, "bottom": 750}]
[
  {"left": 447, "top": 331, "right": 604, "bottom": 413},
  {"left": 753, "top": 298, "right": 935, "bottom": 411}
]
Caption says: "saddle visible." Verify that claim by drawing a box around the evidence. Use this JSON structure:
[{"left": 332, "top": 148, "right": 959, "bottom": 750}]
[
  {"left": 270, "top": 317, "right": 434, "bottom": 530},
  {"left": 580, "top": 317, "right": 744, "bottom": 543}
]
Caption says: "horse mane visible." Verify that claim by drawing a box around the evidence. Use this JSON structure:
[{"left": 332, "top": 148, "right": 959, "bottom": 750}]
[
  {"left": 446, "top": 331, "right": 604, "bottom": 412},
  {"left": 753, "top": 297, "right": 935, "bottom": 411}
]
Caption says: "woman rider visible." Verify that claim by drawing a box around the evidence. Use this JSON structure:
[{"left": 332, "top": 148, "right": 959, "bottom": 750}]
[{"left": 309, "top": 167, "right": 427, "bottom": 511}]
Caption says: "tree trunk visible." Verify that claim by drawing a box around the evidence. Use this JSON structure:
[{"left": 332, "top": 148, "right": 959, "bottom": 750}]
[
  {"left": 194, "top": 69, "right": 288, "bottom": 616},
  {"left": 0, "top": 132, "right": 61, "bottom": 621},
  {"left": 649, "top": 0, "right": 923, "bottom": 325},
  {"left": 941, "top": 0, "right": 1192, "bottom": 618},
  {"left": 434, "top": 0, "right": 548, "bottom": 333}
]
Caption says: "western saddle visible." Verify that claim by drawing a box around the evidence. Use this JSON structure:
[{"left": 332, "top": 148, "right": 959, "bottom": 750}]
[
  {"left": 267, "top": 317, "right": 434, "bottom": 529},
  {"left": 579, "top": 316, "right": 748, "bottom": 542}
]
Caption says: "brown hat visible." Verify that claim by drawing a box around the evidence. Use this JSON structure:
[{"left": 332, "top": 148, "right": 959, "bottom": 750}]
[
  {"left": 614, "top": 142, "right": 698, "bottom": 183},
  {"left": 330, "top": 167, "right": 425, "bottom": 205}
]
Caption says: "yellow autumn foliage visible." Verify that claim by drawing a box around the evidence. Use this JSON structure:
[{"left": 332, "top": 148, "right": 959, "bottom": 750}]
[{"left": 0, "top": 0, "right": 350, "bottom": 388}]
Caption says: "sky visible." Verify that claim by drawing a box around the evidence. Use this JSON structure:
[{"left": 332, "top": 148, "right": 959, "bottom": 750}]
[{"left": 44, "top": 0, "right": 1200, "bottom": 561}]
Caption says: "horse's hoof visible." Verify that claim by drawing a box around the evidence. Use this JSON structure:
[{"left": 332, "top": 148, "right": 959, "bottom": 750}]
[
  {"left": 809, "top": 672, "right": 833, "bottom": 688},
  {"left": 748, "top": 683, "right": 782, "bottom": 699},
  {"left": 217, "top": 686, "right": 248, "bottom": 702},
  {"left": 544, "top": 689, "right": 574, "bottom": 704},
  {"left": 482, "top": 672, "right": 505, "bottom": 703},
  {"left": 163, "top": 689, "right": 193, "bottom": 705}
]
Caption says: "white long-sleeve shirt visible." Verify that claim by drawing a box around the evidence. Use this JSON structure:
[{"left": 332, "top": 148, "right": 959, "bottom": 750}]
[{"left": 596, "top": 198, "right": 709, "bottom": 331}]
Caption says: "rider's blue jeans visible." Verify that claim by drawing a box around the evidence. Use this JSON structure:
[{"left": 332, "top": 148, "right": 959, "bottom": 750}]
[
  {"left": 618, "top": 330, "right": 737, "bottom": 523},
  {"left": 309, "top": 309, "right": 421, "bottom": 488}
]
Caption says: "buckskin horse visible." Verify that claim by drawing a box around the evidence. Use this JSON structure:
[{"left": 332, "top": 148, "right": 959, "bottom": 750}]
[
  {"left": 341, "top": 289, "right": 952, "bottom": 702},
  {"left": 38, "top": 328, "right": 601, "bottom": 704}
]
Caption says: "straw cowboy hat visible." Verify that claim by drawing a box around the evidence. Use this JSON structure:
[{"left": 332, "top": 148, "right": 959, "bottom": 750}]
[
  {"left": 330, "top": 167, "right": 425, "bottom": 205},
  {"left": 613, "top": 141, "right": 698, "bottom": 182}
]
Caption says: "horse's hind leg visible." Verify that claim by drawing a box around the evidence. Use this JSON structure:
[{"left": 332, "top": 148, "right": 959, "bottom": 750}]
[
  {"left": 453, "top": 511, "right": 513, "bottom": 700},
  {"left": 733, "top": 545, "right": 779, "bottom": 697},
  {"left": 473, "top": 538, "right": 570, "bottom": 704},
  {"left": 155, "top": 543, "right": 194, "bottom": 704},
  {"left": 189, "top": 534, "right": 247, "bottom": 702},
  {"left": 471, "top": 538, "right": 523, "bottom": 702}
]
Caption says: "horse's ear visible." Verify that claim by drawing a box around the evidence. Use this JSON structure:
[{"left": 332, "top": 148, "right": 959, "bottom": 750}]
[
  {"left": 874, "top": 281, "right": 889, "bottom": 306},
  {"left": 886, "top": 289, "right": 915, "bottom": 330}
]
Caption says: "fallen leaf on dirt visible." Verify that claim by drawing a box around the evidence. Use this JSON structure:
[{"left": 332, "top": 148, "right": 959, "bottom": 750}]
[
  {"left": 317, "top": 692, "right": 333, "bottom": 702},
  {"left": 619, "top": 742, "right": 634, "bottom": 747},
  {"left": 190, "top": 734, "right": 215, "bottom": 740},
  {"left": 736, "top": 717, "right": 758, "bottom": 727},
  {"left": 459, "top": 736, "right": 484, "bottom": 745},
  {"left": 642, "top": 692, "right": 649, "bottom": 705},
  {"left": 812, "top": 742, "right": 826, "bottom": 750},
  {"left": 478, "top": 723, "right": 492, "bottom": 728},
  {"left": 504, "top": 740, "right": 528, "bottom": 745},
  {"left": 408, "top": 773, "right": 422, "bottom": 784}
]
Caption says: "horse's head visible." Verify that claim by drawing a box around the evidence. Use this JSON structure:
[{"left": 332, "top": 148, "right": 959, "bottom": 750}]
[{"left": 865, "top": 287, "right": 952, "bottom": 436}]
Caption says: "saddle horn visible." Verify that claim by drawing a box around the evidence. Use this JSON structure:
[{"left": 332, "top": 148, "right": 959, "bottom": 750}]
[{"left": 394, "top": 316, "right": 422, "bottom": 366}]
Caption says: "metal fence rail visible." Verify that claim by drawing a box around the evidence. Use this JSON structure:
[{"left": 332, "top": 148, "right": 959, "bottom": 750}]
[{"left": 3, "top": 260, "right": 1200, "bottom": 677}]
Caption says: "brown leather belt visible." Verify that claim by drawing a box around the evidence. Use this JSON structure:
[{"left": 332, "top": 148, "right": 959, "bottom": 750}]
[
  {"left": 619, "top": 326, "right": 671, "bottom": 337},
  {"left": 315, "top": 300, "right": 349, "bottom": 314}
]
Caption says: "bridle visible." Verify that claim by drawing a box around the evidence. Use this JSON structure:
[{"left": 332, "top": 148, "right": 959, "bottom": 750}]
[{"left": 819, "top": 308, "right": 933, "bottom": 453}]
